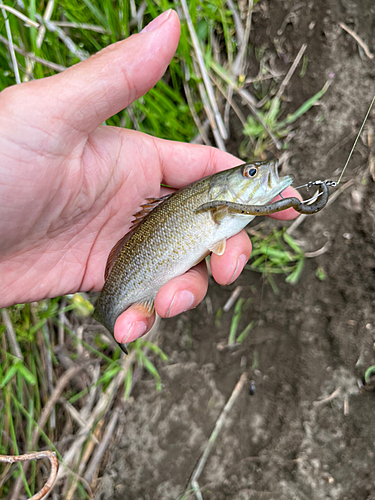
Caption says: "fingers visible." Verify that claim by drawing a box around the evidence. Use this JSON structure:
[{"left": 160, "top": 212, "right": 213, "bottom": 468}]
[
  {"left": 269, "top": 186, "right": 303, "bottom": 220},
  {"left": 155, "top": 261, "right": 208, "bottom": 317},
  {"left": 210, "top": 230, "right": 252, "bottom": 285},
  {"left": 114, "top": 308, "right": 156, "bottom": 344},
  {"left": 154, "top": 136, "right": 241, "bottom": 187},
  {"left": 113, "top": 261, "right": 208, "bottom": 343}
]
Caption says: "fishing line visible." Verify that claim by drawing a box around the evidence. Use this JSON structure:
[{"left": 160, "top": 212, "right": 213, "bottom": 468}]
[
  {"left": 337, "top": 95, "right": 375, "bottom": 185},
  {"left": 291, "top": 96, "right": 374, "bottom": 203}
]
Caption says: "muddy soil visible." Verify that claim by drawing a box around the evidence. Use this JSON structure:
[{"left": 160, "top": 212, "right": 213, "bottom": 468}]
[{"left": 99, "top": 1, "right": 375, "bottom": 499}]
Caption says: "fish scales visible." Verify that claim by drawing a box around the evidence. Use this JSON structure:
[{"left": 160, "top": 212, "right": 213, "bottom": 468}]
[{"left": 94, "top": 160, "right": 293, "bottom": 336}]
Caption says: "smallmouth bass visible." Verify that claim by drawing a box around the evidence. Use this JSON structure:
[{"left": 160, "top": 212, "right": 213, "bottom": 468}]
[{"left": 93, "top": 159, "right": 293, "bottom": 339}]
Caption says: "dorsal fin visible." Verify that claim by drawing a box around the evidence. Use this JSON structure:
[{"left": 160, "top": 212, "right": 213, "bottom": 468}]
[
  {"left": 104, "top": 193, "right": 173, "bottom": 280},
  {"left": 129, "top": 193, "right": 173, "bottom": 228}
]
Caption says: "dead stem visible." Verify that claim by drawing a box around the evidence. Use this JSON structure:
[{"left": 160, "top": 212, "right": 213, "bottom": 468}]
[
  {"left": 36, "top": 15, "right": 89, "bottom": 61},
  {"left": 0, "top": 451, "right": 58, "bottom": 500},
  {"left": 339, "top": 22, "right": 374, "bottom": 60},
  {"left": 84, "top": 407, "right": 120, "bottom": 484},
  {"left": 10, "top": 364, "right": 88, "bottom": 499},
  {"left": 267, "top": 43, "right": 307, "bottom": 119},
  {"left": 232, "top": 0, "right": 253, "bottom": 76},
  {"left": 1, "top": 310, "right": 23, "bottom": 360},
  {"left": 0, "top": 4, "right": 39, "bottom": 27},
  {"left": 223, "top": 286, "right": 243, "bottom": 313},
  {"left": 0, "top": 0, "right": 21, "bottom": 83},
  {"left": 0, "top": 34, "right": 66, "bottom": 72},
  {"left": 179, "top": 0, "right": 228, "bottom": 142},
  {"left": 313, "top": 387, "right": 341, "bottom": 406},
  {"left": 182, "top": 64, "right": 211, "bottom": 146},
  {"left": 193, "top": 60, "right": 226, "bottom": 151},
  {"left": 189, "top": 372, "right": 248, "bottom": 500},
  {"left": 23, "top": 0, "right": 55, "bottom": 81},
  {"left": 52, "top": 21, "right": 107, "bottom": 33}
]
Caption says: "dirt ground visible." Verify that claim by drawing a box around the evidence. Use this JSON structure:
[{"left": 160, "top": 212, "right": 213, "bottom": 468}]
[{"left": 98, "top": 1, "right": 375, "bottom": 499}]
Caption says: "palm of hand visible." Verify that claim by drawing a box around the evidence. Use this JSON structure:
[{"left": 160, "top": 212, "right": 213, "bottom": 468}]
[
  {"left": 0, "top": 106, "right": 162, "bottom": 304},
  {"left": 0, "top": 11, "right": 299, "bottom": 343}
]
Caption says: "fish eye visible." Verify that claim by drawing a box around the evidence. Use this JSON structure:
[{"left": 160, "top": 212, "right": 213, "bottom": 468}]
[{"left": 243, "top": 165, "right": 258, "bottom": 178}]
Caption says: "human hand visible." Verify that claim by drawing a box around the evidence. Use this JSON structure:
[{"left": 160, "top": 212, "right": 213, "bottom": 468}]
[{"left": 0, "top": 10, "right": 300, "bottom": 344}]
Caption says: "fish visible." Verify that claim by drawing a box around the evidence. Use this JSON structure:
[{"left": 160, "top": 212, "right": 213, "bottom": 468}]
[{"left": 93, "top": 159, "right": 293, "bottom": 339}]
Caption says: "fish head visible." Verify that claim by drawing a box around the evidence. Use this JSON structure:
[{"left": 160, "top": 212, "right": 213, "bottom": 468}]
[{"left": 210, "top": 159, "right": 294, "bottom": 205}]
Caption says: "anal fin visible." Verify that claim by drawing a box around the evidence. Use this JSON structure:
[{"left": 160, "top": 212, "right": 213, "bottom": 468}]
[
  {"left": 132, "top": 298, "right": 155, "bottom": 317},
  {"left": 208, "top": 239, "right": 226, "bottom": 256}
]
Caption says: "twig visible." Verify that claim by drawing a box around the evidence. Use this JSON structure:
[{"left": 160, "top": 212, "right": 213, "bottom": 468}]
[
  {"left": 0, "top": 462, "right": 11, "bottom": 490},
  {"left": 10, "top": 364, "right": 88, "bottom": 500},
  {"left": 190, "top": 119, "right": 210, "bottom": 144},
  {"left": 36, "top": 15, "right": 89, "bottom": 61},
  {"left": 0, "top": 451, "right": 58, "bottom": 500},
  {"left": 193, "top": 60, "right": 226, "bottom": 151},
  {"left": 0, "top": 0, "right": 21, "bottom": 84},
  {"left": 84, "top": 408, "right": 120, "bottom": 484},
  {"left": 52, "top": 21, "right": 107, "bottom": 33},
  {"left": 267, "top": 44, "right": 307, "bottom": 118},
  {"left": 339, "top": 22, "right": 374, "bottom": 60},
  {"left": 232, "top": 0, "right": 253, "bottom": 76},
  {"left": 80, "top": 363, "right": 101, "bottom": 420},
  {"left": 313, "top": 386, "right": 341, "bottom": 406},
  {"left": 36, "top": 0, "right": 54, "bottom": 50},
  {"left": 223, "top": 286, "right": 243, "bottom": 313},
  {"left": 224, "top": 85, "right": 233, "bottom": 133},
  {"left": 226, "top": 0, "right": 244, "bottom": 46},
  {"left": 59, "top": 399, "right": 99, "bottom": 445},
  {"left": 42, "top": 322, "right": 55, "bottom": 430},
  {"left": 209, "top": 71, "right": 247, "bottom": 127},
  {"left": 0, "top": 34, "right": 66, "bottom": 72},
  {"left": 323, "top": 131, "right": 355, "bottom": 162},
  {"left": 183, "top": 75, "right": 211, "bottom": 146},
  {"left": 1, "top": 309, "right": 23, "bottom": 360},
  {"left": 126, "top": 104, "right": 141, "bottom": 131},
  {"left": 133, "top": 0, "right": 147, "bottom": 32},
  {"left": 180, "top": 0, "right": 227, "bottom": 141},
  {"left": 305, "top": 240, "right": 331, "bottom": 258},
  {"left": 58, "top": 298, "right": 66, "bottom": 346},
  {"left": 76, "top": 325, "right": 84, "bottom": 357},
  {"left": 0, "top": 4, "right": 39, "bottom": 27},
  {"left": 189, "top": 372, "right": 248, "bottom": 500},
  {"left": 56, "top": 353, "right": 136, "bottom": 483},
  {"left": 210, "top": 60, "right": 282, "bottom": 149},
  {"left": 64, "top": 419, "right": 103, "bottom": 500}
]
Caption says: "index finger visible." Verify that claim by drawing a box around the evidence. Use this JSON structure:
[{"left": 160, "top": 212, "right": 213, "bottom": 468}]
[{"left": 155, "top": 138, "right": 241, "bottom": 187}]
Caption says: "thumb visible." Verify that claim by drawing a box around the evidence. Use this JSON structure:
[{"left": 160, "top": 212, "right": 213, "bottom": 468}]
[{"left": 42, "top": 10, "right": 180, "bottom": 135}]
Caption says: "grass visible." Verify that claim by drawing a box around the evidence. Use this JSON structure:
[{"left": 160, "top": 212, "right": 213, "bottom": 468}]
[
  {"left": 246, "top": 228, "right": 305, "bottom": 292},
  {"left": 0, "top": 0, "right": 330, "bottom": 497}
]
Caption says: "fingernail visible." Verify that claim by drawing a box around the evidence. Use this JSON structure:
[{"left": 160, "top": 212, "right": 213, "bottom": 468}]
[
  {"left": 228, "top": 254, "right": 247, "bottom": 285},
  {"left": 121, "top": 321, "right": 147, "bottom": 343},
  {"left": 141, "top": 9, "right": 172, "bottom": 33},
  {"left": 166, "top": 290, "right": 195, "bottom": 318}
]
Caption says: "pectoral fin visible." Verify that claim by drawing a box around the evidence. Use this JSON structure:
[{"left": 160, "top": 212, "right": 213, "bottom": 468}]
[{"left": 208, "top": 239, "right": 226, "bottom": 256}]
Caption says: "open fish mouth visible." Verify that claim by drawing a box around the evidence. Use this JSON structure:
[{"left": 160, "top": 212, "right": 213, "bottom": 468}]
[{"left": 258, "top": 163, "right": 294, "bottom": 203}]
